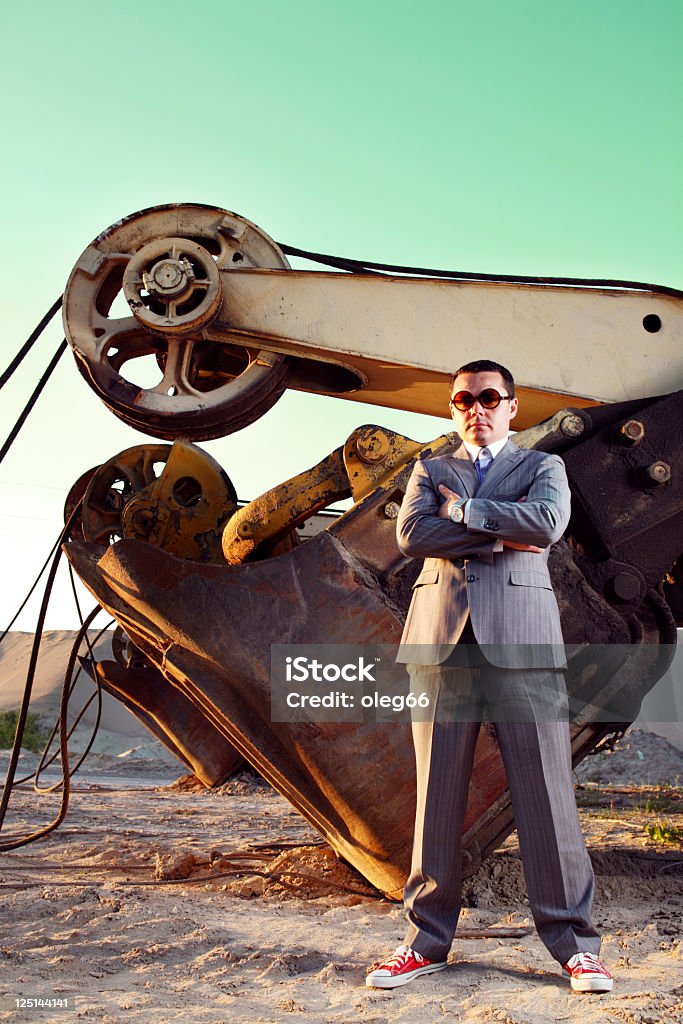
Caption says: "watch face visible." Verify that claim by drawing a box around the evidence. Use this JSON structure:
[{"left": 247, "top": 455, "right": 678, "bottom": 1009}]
[{"left": 449, "top": 503, "right": 464, "bottom": 523}]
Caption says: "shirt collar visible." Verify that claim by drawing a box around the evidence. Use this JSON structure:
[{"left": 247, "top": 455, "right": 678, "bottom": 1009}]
[{"left": 462, "top": 436, "right": 509, "bottom": 462}]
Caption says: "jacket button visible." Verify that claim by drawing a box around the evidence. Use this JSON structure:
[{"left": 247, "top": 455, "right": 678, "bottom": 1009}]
[{"left": 467, "top": 575, "right": 479, "bottom": 582}]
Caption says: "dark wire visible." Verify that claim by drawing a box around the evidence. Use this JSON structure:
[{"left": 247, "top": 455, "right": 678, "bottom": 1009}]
[
  {"left": 0, "top": 503, "right": 80, "bottom": 842},
  {"left": 0, "top": 296, "right": 63, "bottom": 392},
  {"left": 0, "top": 340, "right": 68, "bottom": 468},
  {"left": 0, "top": 531, "right": 64, "bottom": 644},
  {"left": 1, "top": 490, "right": 110, "bottom": 791},
  {"left": 278, "top": 243, "right": 683, "bottom": 298},
  {"left": 68, "top": 559, "right": 95, "bottom": 660},
  {"left": 30, "top": 611, "right": 110, "bottom": 794},
  {"left": 0, "top": 605, "right": 102, "bottom": 851}
]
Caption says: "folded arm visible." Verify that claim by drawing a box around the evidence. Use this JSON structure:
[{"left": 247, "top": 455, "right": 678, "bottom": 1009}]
[
  {"left": 466, "top": 454, "right": 571, "bottom": 547},
  {"left": 396, "top": 459, "right": 497, "bottom": 563}
]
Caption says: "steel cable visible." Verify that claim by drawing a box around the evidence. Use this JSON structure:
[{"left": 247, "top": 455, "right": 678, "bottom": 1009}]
[
  {"left": 278, "top": 243, "right": 683, "bottom": 298},
  {"left": 0, "top": 531, "right": 64, "bottom": 644},
  {"left": 0, "top": 339, "right": 68, "bottom": 468},
  {"left": 0, "top": 605, "right": 102, "bottom": 850},
  {"left": 0, "top": 296, "right": 63, "bottom": 392},
  {"left": 0, "top": 503, "right": 83, "bottom": 847},
  {"left": 0, "top": 519, "right": 73, "bottom": 827},
  {"left": 26, "top": 613, "right": 112, "bottom": 793},
  {"left": 0, "top": 496, "right": 113, "bottom": 794}
]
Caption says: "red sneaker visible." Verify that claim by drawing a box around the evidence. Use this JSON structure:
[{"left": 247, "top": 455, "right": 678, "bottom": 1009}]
[
  {"left": 562, "top": 952, "right": 614, "bottom": 992},
  {"left": 366, "top": 944, "right": 447, "bottom": 989}
]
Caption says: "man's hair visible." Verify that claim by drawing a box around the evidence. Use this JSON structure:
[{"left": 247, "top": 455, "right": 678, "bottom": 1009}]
[{"left": 449, "top": 359, "right": 515, "bottom": 397}]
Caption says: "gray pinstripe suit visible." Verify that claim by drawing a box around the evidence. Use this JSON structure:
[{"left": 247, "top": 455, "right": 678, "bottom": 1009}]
[{"left": 396, "top": 440, "right": 600, "bottom": 965}]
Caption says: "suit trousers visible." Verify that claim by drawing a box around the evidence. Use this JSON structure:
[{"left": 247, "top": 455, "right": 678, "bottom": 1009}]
[{"left": 402, "top": 635, "right": 600, "bottom": 966}]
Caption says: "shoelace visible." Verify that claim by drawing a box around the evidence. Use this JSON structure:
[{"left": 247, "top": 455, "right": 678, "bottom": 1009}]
[
  {"left": 386, "top": 945, "right": 424, "bottom": 968},
  {"left": 567, "top": 952, "right": 606, "bottom": 972}
]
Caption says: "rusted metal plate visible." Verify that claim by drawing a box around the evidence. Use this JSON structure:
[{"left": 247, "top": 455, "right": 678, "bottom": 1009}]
[
  {"left": 66, "top": 529, "right": 414, "bottom": 897},
  {"left": 91, "top": 660, "right": 244, "bottom": 788}
]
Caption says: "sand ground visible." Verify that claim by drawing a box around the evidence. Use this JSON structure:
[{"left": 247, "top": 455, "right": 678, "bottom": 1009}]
[
  {"left": 0, "top": 632, "right": 682, "bottom": 1023},
  {"left": 0, "top": 755, "right": 681, "bottom": 1024}
]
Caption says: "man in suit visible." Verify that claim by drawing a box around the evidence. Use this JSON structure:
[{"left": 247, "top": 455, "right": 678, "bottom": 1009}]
[{"left": 367, "top": 360, "right": 613, "bottom": 993}]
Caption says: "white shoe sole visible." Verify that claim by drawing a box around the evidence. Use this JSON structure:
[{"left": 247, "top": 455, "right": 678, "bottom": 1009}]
[
  {"left": 569, "top": 978, "right": 614, "bottom": 992},
  {"left": 366, "top": 961, "right": 447, "bottom": 989},
  {"left": 562, "top": 969, "right": 614, "bottom": 992}
]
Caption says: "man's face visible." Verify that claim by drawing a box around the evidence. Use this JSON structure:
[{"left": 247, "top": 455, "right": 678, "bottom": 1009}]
[{"left": 449, "top": 370, "right": 518, "bottom": 447}]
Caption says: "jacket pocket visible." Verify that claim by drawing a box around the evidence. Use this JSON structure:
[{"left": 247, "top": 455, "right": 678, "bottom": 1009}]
[
  {"left": 509, "top": 570, "right": 552, "bottom": 589},
  {"left": 412, "top": 568, "right": 440, "bottom": 588}
]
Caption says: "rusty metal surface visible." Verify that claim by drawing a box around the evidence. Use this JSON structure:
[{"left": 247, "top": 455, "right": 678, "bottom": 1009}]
[
  {"left": 81, "top": 440, "right": 237, "bottom": 562},
  {"left": 62, "top": 205, "right": 292, "bottom": 440},
  {"left": 123, "top": 236, "right": 222, "bottom": 336},
  {"left": 224, "top": 425, "right": 444, "bottom": 564},
  {"left": 66, "top": 530, "right": 414, "bottom": 897},
  {"left": 92, "top": 659, "right": 243, "bottom": 788},
  {"left": 65, "top": 440, "right": 245, "bottom": 783},
  {"left": 64, "top": 410, "right": 678, "bottom": 897},
  {"left": 63, "top": 466, "right": 99, "bottom": 541},
  {"left": 561, "top": 391, "right": 683, "bottom": 621}
]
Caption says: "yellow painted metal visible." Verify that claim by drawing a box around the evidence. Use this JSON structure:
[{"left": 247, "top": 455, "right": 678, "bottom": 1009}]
[
  {"left": 223, "top": 425, "right": 453, "bottom": 564},
  {"left": 223, "top": 447, "right": 349, "bottom": 564},
  {"left": 343, "top": 425, "right": 432, "bottom": 501},
  {"left": 82, "top": 441, "right": 237, "bottom": 562}
]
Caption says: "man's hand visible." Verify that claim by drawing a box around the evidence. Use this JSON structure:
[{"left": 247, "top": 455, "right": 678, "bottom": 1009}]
[
  {"left": 437, "top": 484, "right": 462, "bottom": 520},
  {"left": 502, "top": 539, "right": 544, "bottom": 553}
]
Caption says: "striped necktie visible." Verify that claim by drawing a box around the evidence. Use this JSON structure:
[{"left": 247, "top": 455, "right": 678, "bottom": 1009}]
[{"left": 475, "top": 447, "right": 492, "bottom": 484}]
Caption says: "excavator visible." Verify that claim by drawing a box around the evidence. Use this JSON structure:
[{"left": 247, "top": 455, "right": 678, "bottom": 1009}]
[{"left": 44, "top": 202, "right": 682, "bottom": 897}]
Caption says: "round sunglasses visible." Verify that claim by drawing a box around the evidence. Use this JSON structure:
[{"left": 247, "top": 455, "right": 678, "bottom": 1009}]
[{"left": 449, "top": 389, "right": 513, "bottom": 411}]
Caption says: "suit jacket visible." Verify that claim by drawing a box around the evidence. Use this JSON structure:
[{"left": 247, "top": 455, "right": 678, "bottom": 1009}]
[{"left": 396, "top": 440, "right": 570, "bottom": 669}]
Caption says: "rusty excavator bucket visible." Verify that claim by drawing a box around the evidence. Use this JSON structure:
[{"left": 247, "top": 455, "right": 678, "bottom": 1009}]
[{"left": 64, "top": 409, "right": 680, "bottom": 898}]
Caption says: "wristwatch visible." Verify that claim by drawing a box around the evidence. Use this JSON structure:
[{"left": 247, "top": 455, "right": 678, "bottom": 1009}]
[{"left": 448, "top": 498, "right": 468, "bottom": 524}]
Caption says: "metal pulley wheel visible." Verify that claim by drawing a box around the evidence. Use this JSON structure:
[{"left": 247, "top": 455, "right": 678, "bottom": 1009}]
[
  {"left": 79, "top": 441, "right": 238, "bottom": 562},
  {"left": 63, "top": 204, "right": 292, "bottom": 440},
  {"left": 63, "top": 466, "right": 99, "bottom": 541}
]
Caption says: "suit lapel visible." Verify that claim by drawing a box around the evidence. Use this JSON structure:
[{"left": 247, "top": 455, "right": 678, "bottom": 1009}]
[
  {"left": 476, "top": 440, "right": 524, "bottom": 498},
  {"left": 447, "top": 443, "right": 478, "bottom": 497}
]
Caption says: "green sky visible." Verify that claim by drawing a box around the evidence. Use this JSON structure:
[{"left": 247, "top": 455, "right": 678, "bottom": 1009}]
[{"left": 1, "top": 0, "right": 682, "bottom": 627}]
